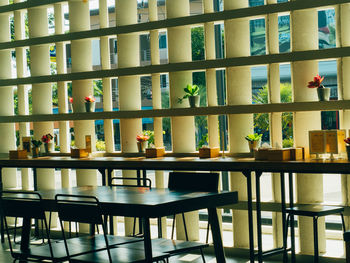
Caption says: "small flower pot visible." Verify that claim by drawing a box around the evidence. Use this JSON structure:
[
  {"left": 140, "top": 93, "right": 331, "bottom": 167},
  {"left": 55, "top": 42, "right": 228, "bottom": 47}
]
[
  {"left": 247, "top": 140, "right": 260, "bottom": 153},
  {"left": 317, "top": 87, "right": 330, "bottom": 101},
  {"left": 188, "top": 95, "right": 200, "bottom": 108},
  {"left": 85, "top": 101, "right": 95, "bottom": 112},
  {"left": 137, "top": 141, "right": 147, "bottom": 153},
  {"left": 32, "top": 146, "right": 40, "bottom": 158}
]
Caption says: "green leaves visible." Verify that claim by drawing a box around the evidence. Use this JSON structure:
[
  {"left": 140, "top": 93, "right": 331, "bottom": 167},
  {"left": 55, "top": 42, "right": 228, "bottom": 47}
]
[
  {"left": 245, "top": 133, "right": 262, "bottom": 142},
  {"left": 178, "top": 84, "right": 200, "bottom": 104}
]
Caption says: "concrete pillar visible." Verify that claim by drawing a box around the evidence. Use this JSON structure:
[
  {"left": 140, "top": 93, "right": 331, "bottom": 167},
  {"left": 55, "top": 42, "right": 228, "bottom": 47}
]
[
  {"left": 336, "top": 4, "right": 350, "bottom": 230},
  {"left": 204, "top": 0, "right": 219, "bottom": 148},
  {"left": 148, "top": 0, "right": 167, "bottom": 237},
  {"left": 54, "top": 3, "right": 71, "bottom": 189},
  {"left": 14, "top": 0, "right": 30, "bottom": 190},
  {"left": 116, "top": 0, "right": 142, "bottom": 235},
  {"left": 27, "top": 6, "right": 56, "bottom": 192},
  {"left": 0, "top": 0, "right": 17, "bottom": 189},
  {"left": 224, "top": 0, "right": 255, "bottom": 248},
  {"left": 69, "top": 0, "right": 97, "bottom": 187},
  {"left": 100, "top": 0, "right": 115, "bottom": 153},
  {"left": 291, "top": 5, "right": 325, "bottom": 254},
  {"left": 266, "top": 0, "right": 283, "bottom": 248},
  {"left": 166, "top": 0, "right": 199, "bottom": 241}
]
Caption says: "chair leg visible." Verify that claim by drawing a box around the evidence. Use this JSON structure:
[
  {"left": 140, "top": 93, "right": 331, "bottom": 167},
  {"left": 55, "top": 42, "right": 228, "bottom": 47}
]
[
  {"left": 313, "top": 216, "right": 319, "bottom": 263},
  {"left": 205, "top": 222, "right": 210, "bottom": 244},
  {"left": 199, "top": 247, "right": 206, "bottom": 263},
  {"left": 284, "top": 213, "right": 291, "bottom": 263}
]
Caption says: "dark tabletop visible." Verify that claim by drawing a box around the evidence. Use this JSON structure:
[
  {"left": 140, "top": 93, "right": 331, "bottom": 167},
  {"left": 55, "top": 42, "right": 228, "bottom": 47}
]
[{"left": 36, "top": 186, "right": 238, "bottom": 218}]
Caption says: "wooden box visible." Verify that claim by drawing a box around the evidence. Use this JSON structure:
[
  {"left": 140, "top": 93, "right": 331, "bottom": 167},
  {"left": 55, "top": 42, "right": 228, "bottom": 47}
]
[
  {"left": 145, "top": 147, "right": 165, "bottom": 158},
  {"left": 199, "top": 147, "right": 220, "bottom": 158},
  {"left": 267, "top": 148, "right": 291, "bottom": 161},
  {"left": 290, "top": 147, "right": 304, "bottom": 160},
  {"left": 9, "top": 150, "right": 27, "bottom": 159},
  {"left": 254, "top": 149, "right": 269, "bottom": 160},
  {"left": 71, "top": 148, "right": 89, "bottom": 158}
]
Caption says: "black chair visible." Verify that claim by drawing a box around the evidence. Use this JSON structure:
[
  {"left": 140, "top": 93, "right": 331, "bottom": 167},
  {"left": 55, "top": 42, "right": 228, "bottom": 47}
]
[
  {"left": 285, "top": 204, "right": 345, "bottom": 263},
  {"left": 0, "top": 190, "right": 61, "bottom": 262},
  {"left": 110, "top": 176, "right": 152, "bottom": 237},
  {"left": 55, "top": 194, "right": 169, "bottom": 263},
  {"left": 123, "top": 172, "right": 219, "bottom": 262},
  {"left": 344, "top": 231, "right": 350, "bottom": 263},
  {"left": 168, "top": 172, "right": 220, "bottom": 244}
]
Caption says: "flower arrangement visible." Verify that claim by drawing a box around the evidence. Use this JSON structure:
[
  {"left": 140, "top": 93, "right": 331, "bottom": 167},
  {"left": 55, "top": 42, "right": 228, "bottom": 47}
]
[
  {"left": 136, "top": 134, "right": 149, "bottom": 142},
  {"left": 307, "top": 74, "right": 325, "bottom": 89},
  {"left": 41, "top": 133, "right": 53, "bottom": 144},
  {"left": 84, "top": 95, "right": 96, "bottom": 103},
  {"left": 31, "top": 139, "right": 42, "bottom": 147},
  {"left": 69, "top": 97, "right": 73, "bottom": 103}
]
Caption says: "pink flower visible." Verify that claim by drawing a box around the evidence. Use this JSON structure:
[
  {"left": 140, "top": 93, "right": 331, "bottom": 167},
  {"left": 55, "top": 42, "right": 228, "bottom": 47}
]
[
  {"left": 307, "top": 74, "right": 324, "bottom": 88},
  {"left": 41, "top": 133, "right": 53, "bottom": 143},
  {"left": 69, "top": 97, "right": 73, "bottom": 103},
  {"left": 136, "top": 134, "right": 149, "bottom": 142},
  {"left": 84, "top": 95, "right": 96, "bottom": 102}
]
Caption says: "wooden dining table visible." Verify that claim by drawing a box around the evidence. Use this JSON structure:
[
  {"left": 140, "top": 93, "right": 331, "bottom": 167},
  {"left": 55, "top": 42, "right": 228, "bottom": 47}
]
[{"left": 17, "top": 185, "right": 238, "bottom": 263}]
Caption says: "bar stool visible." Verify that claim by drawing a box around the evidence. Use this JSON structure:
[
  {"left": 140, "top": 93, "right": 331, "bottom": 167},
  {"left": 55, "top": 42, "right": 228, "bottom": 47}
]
[{"left": 285, "top": 204, "right": 345, "bottom": 263}]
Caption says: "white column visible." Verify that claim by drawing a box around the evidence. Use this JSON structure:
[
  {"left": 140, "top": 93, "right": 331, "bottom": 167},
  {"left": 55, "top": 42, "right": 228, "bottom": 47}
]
[
  {"left": 55, "top": 3, "right": 71, "bottom": 188},
  {"left": 100, "top": 0, "right": 115, "bottom": 153},
  {"left": 266, "top": 0, "right": 283, "bottom": 248},
  {"left": 14, "top": 0, "right": 30, "bottom": 190},
  {"left": 69, "top": 0, "right": 97, "bottom": 187},
  {"left": 291, "top": 5, "right": 325, "bottom": 254},
  {"left": 204, "top": 0, "right": 219, "bottom": 148},
  {"left": 116, "top": 0, "right": 141, "bottom": 235},
  {"left": 28, "top": 6, "right": 56, "bottom": 192},
  {"left": 0, "top": 0, "right": 17, "bottom": 189},
  {"left": 336, "top": 4, "right": 350, "bottom": 230},
  {"left": 224, "top": 0, "right": 255, "bottom": 248},
  {"left": 166, "top": 0, "right": 199, "bottom": 242}
]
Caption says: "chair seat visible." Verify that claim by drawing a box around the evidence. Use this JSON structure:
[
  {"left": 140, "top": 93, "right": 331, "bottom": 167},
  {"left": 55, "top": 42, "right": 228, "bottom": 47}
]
[
  {"left": 70, "top": 246, "right": 169, "bottom": 263},
  {"left": 122, "top": 238, "right": 209, "bottom": 255},
  {"left": 286, "top": 204, "right": 344, "bottom": 217},
  {"left": 12, "top": 235, "right": 141, "bottom": 261}
]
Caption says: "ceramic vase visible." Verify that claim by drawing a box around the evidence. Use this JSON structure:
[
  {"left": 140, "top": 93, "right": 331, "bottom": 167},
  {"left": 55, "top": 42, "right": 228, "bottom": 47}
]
[
  {"left": 85, "top": 101, "right": 95, "bottom": 112},
  {"left": 137, "top": 141, "right": 147, "bottom": 153},
  {"left": 188, "top": 95, "right": 200, "bottom": 108},
  {"left": 32, "top": 146, "right": 39, "bottom": 158},
  {"left": 248, "top": 140, "right": 260, "bottom": 153},
  {"left": 44, "top": 142, "right": 54, "bottom": 154},
  {"left": 317, "top": 87, "right": 330, "bottom": 101}
]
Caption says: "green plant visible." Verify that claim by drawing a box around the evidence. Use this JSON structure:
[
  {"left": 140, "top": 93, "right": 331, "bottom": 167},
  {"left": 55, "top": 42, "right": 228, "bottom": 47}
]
[
  {"left": 31, "top": 139, "right": 42, "bottom": 147},
  {"left": 96, "top": 140, "right": 106, "bottom": 151},
  {"left": 245, "top": 133, "right": 262, "bottom": 142},
  {"left": 283, "top": 138, "right": 294, "bottom": 148},
  {"left": 178, "top": 84, "right": 200, "bottom": 104}
]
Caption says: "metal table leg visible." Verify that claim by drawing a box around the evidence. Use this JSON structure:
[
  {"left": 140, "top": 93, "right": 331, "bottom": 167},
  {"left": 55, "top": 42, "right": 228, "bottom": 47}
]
[
  {"left": 289, "top": 172, "right": 296, "bottom": 263},
  {"left": 143, "top": 217, "right": 153, "bottom": 263},
  {"left": 208, "top": 207, "right": 226, "bottom": 263},
  {"left": 281, "top": 172, "right": 288, "bottom": 263},
  {"left": 255, "top": 171, "right": 263, "bottom": 263},
  {"left": 243, "top": 171, "right": 255, "bottom": 263}
]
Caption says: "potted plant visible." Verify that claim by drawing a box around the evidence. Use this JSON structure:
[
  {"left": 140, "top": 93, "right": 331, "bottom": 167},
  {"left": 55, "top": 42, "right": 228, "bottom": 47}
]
[
  {"left": 84, "top": 95, "right": 96, "bottom": 112},
  {"left": 41, "top": 133, "right": 54, "bottom": 154},
  {"left": 308, "top": 74, "right": 330, "bottom": 101},
  {"left": 31, "top": 139, "right": 42, "bottom": 158},
  {"left": 178, "top": 84, "right": 200, "bottom": 108},
  {"left": 245, "top": 133, "right": 262, "bottom": 153},
  {"left": 344, "top": 137, "right": 350, "bottom": 160},
  {"left": 136, "top": 134, "right": 149, "bottom": 153}
]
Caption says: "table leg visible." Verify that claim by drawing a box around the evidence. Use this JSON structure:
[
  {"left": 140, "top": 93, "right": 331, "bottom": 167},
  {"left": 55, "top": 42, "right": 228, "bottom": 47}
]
[
  {"left": 142, "top": 217, "right": 153, "bottom": 263},
  {"left": 289, "top": 172, "right": 296, "bottom": 263},
  {"left": 98, "top": 168, "right": 107, "bottom": 186},
  {"left": 0, "top": 167, "right": 4, "bottom": 244},
  {"left": 243, "top": 171, "right": 255, "bottom": 263},
  {"left": 281, "top": 172, "right": 288, "bottom": 263},
  {"left": 255, "top": 171, "right": 263, "bottom": 263},
  {"left": 208, "top": 207, "right": 226, "bottom": 263}
]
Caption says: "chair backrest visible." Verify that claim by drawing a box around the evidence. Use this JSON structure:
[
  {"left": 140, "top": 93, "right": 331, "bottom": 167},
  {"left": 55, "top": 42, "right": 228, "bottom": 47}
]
[
  {"left": 0, "top": 190, "right": 45, "bottom": 220},
  {"left": 110, "top": 176, "right": 152, "bottom": 188},
  {"left": 55, "top": 194, "right": 104, "bottom": 225},
  {"left": 168, "top": 172, "right": 219, "bottom": 192},
  {"left": 55, "top": 194, "right": 112, "bottom": 262}
]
